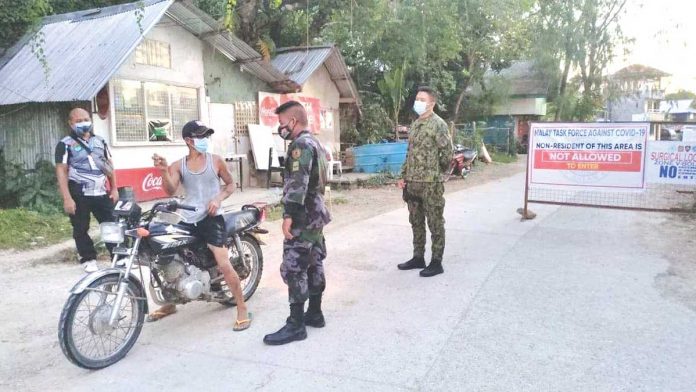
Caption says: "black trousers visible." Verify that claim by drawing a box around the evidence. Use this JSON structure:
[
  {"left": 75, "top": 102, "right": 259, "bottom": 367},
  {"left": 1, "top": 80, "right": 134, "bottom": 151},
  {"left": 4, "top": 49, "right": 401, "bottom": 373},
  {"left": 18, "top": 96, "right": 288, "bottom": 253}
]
[{"left": 69, "top": 191, "right": 115, "bottom": 263}]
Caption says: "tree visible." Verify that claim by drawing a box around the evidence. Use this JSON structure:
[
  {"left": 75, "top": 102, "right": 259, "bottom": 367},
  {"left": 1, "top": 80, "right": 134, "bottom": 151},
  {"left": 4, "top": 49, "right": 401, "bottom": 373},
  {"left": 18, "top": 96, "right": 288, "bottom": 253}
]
[
  {"left": 0, "top": 0, "right": 136, "bottom": 55},
  {"left": 665, "top": 90, "right": 696, "bottom": 101},
  {"left": 377, "top": 61, "right": 410, "bottom": 135},
  {"left": 0, "top": 0, "right": 52, "bottom": 55},
  {"left": 531, "top": 0, "right": 628, "bottom": 121}
]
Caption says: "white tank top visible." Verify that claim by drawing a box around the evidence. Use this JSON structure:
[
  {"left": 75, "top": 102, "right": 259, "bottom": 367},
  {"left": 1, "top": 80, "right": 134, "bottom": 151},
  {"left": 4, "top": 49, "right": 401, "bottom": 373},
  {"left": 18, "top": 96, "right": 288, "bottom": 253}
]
[{"left": 180, "top": 153, "right": 223, "bottom": 223}]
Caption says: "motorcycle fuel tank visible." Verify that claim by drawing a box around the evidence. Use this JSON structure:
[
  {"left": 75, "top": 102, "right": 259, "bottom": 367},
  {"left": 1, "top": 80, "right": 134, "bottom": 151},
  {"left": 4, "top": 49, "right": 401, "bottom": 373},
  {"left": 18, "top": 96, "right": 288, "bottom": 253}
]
[{"left": 147, "top": 222, "right": 199, "bottom": 253}]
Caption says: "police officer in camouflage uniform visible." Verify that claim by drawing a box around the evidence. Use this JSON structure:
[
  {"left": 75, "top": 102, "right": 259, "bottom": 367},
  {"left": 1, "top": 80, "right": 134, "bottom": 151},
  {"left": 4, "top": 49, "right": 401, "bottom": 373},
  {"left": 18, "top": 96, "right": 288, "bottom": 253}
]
[
  {"left": 264, "top": 101, "right": 332, "bottom": 346},
  {"left": 397, "top": 86, "right": 453, "bottom": 277}
]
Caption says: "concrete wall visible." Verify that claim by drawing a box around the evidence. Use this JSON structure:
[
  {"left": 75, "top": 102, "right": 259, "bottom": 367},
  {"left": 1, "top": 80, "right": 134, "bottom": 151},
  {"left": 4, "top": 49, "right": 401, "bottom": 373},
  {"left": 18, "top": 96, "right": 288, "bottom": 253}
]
[
  {"left": 608, "top": 95, "right": 645, "bottom": 122},
  {"left": 94, "top": 16, "right": 208, "bottom": 170},
  {"left": 203, "top": 45, "right": 271, "bottom": 103},
  {"left": 301, "top": 65, "right": 341, "bottom": 152},
  {"left": 493, "top": 97, "right": 547, "bottom": 117}
]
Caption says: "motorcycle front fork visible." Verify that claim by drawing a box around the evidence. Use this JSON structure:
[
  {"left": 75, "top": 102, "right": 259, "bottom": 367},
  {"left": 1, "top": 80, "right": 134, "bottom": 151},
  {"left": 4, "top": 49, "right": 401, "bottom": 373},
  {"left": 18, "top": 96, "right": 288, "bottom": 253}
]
[{"left": 108, "top": 237, "right": 142, "bottom": 327}]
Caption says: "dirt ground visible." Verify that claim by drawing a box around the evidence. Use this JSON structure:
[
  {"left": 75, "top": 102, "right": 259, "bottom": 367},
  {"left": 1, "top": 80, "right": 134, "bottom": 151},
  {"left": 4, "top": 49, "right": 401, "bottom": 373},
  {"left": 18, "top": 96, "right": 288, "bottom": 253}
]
[{"left": 328, "top": 159, "right": 527, "bottom": 230}]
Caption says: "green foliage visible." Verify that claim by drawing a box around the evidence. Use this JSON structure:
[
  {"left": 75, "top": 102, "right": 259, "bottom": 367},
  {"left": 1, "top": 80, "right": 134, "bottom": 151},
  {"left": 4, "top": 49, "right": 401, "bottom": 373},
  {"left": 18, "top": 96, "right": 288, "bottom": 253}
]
[
  {"left": 359, "top": 171, "right": 398, "bottom": 187},
  {"left": 0, "top": 0, "right": 51, "bottom": 52},
  {"left": 353, "top": 94, "right": 392, "bottom": 144},
  {"left": 377, "top": 62, "right": 410, "bottom": 131},
  {"left": 0, "top": 208, "right": 72, "bottom": 250},
  {"left": 665, "top": 90, "right": 696, "bottom": 101},
  {"left": 531, "top": 0, "right": 628, "bottom": 121},
  {"left": 0, "top": 150, "right": 62, "bottom": 213}
]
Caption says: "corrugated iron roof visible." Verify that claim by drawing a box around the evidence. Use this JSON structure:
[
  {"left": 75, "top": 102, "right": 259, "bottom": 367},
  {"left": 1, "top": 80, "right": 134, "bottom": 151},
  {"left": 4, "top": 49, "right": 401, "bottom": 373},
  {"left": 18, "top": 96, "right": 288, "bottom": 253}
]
[
  {"left": 168, "top": 1, "right": 296, "bottom": 91},
  {"left": 0, "top": 0, "right": 173, "bottom": 105},
  {"left": 273, "top": 46, "right": 361, "bottom": 106},
  {"left": 0, "top": 0, "right": 297, "bottom": 105},
  {"left": 660, "top": 99, "right": 696, "bottom": 114}
]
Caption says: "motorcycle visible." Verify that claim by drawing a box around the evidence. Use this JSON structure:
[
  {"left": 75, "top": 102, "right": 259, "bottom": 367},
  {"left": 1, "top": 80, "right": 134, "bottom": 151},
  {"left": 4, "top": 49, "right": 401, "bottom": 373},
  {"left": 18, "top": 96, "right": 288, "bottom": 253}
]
[
  {"left": 58, "top": 199, "right": 267, "bottom": 369},
  {"left": 448, "top": 144, "right": 478, "bottom": 179}
]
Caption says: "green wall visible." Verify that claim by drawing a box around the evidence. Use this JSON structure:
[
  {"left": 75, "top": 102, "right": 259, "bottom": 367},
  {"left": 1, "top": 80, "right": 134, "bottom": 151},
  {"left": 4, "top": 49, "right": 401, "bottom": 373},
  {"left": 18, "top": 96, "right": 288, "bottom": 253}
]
[{"left": 202, "top": 46, "right": 271, "bottom": 103}]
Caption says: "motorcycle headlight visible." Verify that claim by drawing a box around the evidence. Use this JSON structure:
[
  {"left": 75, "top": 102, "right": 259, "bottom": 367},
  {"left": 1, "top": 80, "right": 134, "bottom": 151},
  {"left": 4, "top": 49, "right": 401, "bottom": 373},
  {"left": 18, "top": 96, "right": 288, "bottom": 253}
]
[{"left": 100, "top": 222, "right": 125, "bottom": 244}]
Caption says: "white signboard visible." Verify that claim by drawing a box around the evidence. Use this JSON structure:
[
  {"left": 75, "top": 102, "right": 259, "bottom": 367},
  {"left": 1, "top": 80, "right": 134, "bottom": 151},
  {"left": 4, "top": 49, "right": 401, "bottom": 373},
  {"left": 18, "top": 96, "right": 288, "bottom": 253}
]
[
  {"left": 248, "top": 124, "right": 280, "bottom": 170},
  {"left": 645, "top": 141, "right": 696, "bottom": 185},
  {"left": 529, "top": 123, "right": 649, "bottom": 189}
]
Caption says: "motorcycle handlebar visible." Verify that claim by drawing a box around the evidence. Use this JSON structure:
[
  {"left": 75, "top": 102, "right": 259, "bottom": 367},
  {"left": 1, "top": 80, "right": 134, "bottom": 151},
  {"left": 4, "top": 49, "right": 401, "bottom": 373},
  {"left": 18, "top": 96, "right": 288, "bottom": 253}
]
[{"left": 152, "top": 200, "right": 198, "bottom": 213}]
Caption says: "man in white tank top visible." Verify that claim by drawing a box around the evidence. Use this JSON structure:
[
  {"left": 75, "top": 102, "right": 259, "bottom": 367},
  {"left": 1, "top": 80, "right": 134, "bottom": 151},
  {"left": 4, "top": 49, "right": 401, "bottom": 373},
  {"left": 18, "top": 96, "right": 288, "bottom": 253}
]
[{"left": 149, "top": 121, "right": 252, "bottom": 331}]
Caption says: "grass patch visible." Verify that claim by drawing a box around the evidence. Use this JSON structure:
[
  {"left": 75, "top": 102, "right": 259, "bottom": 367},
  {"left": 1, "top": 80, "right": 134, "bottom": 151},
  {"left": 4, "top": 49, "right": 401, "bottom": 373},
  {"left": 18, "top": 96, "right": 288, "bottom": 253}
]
[
  {"left": 358, "top": 172, "right": 399, "bottom": 188},
  {"left": 0, "top": 208, "right": 72, "bottom": 250},
  {"left": 490, "top": 151, "right": 518, "bottom": 164},
  {"left": 333, "top": 196, "right": 348, "bottom": 205}
]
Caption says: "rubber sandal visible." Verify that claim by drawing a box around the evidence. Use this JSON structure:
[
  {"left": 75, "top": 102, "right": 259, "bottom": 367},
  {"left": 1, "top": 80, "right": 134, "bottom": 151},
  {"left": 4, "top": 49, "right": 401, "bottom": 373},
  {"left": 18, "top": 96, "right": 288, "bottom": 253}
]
[
  {"left": 233, "top": 312, "right": 253, "bottom": 332},
  {"left": 146, "top": 306, "right": 177, "bottom": 322}
]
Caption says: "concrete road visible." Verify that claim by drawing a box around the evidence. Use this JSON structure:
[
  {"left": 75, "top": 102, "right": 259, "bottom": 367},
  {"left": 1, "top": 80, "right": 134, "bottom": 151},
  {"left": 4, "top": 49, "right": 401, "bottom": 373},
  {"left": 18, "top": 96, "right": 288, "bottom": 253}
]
[{"left": 2, "top": 172, "right": 695, "bottom": 391}]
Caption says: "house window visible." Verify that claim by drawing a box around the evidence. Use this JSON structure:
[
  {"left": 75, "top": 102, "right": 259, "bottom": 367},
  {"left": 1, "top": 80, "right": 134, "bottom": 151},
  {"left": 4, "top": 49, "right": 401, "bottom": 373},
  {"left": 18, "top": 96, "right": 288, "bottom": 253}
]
[
  {"left": 113, "top": 79, "right": 199, "bottom": 144},
  {"left": 135, "top": 39, "right": 171, "bottom": 68}
]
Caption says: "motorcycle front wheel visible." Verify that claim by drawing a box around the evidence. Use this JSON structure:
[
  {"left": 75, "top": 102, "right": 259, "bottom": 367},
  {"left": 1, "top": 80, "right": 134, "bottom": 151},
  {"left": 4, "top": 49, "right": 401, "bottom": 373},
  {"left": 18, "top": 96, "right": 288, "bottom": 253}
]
[{"left": 58, "top": 274, "right": 146, "bottom": 369}]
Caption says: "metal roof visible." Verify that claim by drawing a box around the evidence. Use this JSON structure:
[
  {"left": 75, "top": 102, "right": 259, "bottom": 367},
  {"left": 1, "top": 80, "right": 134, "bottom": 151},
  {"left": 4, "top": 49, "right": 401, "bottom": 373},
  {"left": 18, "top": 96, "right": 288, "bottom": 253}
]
[
  {"left": 273, "top": 46, "right": 361, "bottom": 106},
  {"left": 0, "top": 0, "right": 296, "bottom": 105},
  {"left": 660, "top": 99, "right": 696, "bottom": 114},
  {"left": 168, "top": 1, "right": 297, "bottom": 91},
  {"left": 0, "top": 0, "right": 173, "bottom": 105}
]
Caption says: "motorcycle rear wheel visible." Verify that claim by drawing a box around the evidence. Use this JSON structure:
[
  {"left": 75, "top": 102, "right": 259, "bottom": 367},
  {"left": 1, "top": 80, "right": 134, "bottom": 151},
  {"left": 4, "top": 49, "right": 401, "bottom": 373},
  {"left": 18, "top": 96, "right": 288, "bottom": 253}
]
[
  {"left": 58, "top": 274, "right": 146, "bottom": 369},
  {"left": 220, "top": 235, "right": 264, "bottom": 307}
]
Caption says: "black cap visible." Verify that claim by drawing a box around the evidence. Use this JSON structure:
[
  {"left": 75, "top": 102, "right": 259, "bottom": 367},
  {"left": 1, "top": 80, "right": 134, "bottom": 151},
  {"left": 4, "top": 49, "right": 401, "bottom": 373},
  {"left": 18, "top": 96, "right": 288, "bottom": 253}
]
[{"left": 182, "top": 120, "right": 214, "bottom": 139}]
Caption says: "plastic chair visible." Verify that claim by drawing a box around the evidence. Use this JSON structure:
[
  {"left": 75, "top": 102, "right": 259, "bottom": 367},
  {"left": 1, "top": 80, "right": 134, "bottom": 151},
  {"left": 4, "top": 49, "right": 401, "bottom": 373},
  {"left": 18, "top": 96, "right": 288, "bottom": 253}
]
[
  {"left": 327, "top": 147, "right": 342, "bottom": 180},
  {"left": 266, "top": 147, "right": 284, "bottom": 188}
]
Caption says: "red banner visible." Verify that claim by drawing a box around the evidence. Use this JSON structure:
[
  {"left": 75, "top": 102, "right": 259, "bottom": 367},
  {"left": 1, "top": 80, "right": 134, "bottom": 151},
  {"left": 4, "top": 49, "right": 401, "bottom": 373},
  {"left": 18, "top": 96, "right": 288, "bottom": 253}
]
[
  {"left": 115, "top": 167, "right": 168, "bottom": 201},
  {"left": 258, "top": 92, "right": 322, "bottom": 133},
  {"left": 533, "top": 150, "right": 643, "bottom": 172}
]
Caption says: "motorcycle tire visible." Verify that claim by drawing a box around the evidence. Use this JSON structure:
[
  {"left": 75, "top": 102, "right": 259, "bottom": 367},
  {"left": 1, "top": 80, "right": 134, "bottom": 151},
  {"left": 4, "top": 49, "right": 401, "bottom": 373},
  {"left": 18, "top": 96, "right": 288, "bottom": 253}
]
[
  {"left": 221, "top": 234, "right": 264, "bottom": 307},
  {"left": 58, "top": 274, "right": 146, "bottom": 369}
]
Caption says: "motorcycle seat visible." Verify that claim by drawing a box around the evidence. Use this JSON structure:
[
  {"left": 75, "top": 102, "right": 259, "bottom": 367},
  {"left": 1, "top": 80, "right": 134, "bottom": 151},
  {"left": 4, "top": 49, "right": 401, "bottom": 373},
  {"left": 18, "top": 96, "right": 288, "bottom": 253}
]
[{"left": 222, "top": 210, "right": 258, "bottom": 235}]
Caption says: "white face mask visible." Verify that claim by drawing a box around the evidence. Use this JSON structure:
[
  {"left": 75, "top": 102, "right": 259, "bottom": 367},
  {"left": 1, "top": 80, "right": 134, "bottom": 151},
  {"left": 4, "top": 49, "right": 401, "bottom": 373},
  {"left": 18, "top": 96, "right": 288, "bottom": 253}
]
[{"left": 413, "top": 101, "right": 428, "bottom": 116}]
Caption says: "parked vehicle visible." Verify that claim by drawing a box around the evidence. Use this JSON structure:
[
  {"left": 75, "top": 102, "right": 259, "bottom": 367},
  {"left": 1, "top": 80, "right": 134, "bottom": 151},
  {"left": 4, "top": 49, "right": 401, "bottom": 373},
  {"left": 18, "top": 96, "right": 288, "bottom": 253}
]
[
  {"left": 58, "top": 199, "right": 267, "bottom": 369},
  {"left": 448, "top": 144, "right": 478, "bottom": 179}
]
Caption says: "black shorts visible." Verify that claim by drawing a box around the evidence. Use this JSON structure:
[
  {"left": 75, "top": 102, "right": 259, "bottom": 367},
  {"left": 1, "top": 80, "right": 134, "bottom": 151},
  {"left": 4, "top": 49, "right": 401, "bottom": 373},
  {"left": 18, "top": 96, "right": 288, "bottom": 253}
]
[{"left": 183, "top": 215, "right": 227, "bottom": 248}]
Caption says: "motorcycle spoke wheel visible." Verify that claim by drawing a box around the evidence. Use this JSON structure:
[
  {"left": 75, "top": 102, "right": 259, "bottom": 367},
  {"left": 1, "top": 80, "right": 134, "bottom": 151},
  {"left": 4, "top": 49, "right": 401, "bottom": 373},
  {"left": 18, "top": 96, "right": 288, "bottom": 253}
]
[
  {"left": 59, "top": 275, "right": 145, "bottom": 369},
  {"left": 221, "top": 236, "right": 264, "bottom": 306}
]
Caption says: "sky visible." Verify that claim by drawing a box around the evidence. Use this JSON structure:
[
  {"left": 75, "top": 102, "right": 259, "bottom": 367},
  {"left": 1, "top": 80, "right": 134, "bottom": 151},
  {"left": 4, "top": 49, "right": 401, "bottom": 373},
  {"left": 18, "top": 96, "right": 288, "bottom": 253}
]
[{"left": 611, "top": 0, "right": 696, "bottom": 93}]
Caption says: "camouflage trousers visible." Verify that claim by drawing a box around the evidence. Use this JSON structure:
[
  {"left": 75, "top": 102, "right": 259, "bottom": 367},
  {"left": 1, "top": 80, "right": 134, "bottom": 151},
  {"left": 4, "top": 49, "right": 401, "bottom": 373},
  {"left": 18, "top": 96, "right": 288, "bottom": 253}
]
[
  {"left": 405, "top": 181, "right": 446, "bottom": 261},
  {"left": 280, "top": 233, "right": 327, "bottom": 304}
]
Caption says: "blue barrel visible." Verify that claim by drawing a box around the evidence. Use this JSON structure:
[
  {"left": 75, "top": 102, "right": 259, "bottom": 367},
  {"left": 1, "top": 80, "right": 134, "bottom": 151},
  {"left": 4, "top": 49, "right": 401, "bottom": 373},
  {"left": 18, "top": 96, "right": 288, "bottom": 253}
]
[{"left": 352, "top": 142, "right": 408, "bottom": 174}]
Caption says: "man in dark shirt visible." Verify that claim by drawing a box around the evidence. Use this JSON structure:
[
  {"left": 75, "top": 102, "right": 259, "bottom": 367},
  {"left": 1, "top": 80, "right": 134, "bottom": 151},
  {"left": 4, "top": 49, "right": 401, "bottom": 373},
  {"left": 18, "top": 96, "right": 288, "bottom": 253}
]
[{"left": 55, "top": 108, "right": 118, "bottom": 273}]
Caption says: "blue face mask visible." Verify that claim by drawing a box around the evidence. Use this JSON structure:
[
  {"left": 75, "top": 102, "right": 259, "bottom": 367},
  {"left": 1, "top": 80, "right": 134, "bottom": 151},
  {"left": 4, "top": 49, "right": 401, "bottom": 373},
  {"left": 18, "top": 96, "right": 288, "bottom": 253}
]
[
  {"left": 193, "top": 137, "right": 209, "bottom": 153},
  {"left": 72, "top": 121, "right": 92, "bottom": 136}
]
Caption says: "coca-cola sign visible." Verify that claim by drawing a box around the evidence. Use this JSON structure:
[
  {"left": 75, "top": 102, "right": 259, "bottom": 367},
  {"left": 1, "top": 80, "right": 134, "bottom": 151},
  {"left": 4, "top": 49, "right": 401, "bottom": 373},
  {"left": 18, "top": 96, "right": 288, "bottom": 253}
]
[
  {"left": 259, "top": 94, "right": 280, "bottom": 127},
  {"left": 142, "top": 172, "right": 163, "bottom": 192},
  {"left": 116, "top": 167, "right": 168, "bottom": 201}
]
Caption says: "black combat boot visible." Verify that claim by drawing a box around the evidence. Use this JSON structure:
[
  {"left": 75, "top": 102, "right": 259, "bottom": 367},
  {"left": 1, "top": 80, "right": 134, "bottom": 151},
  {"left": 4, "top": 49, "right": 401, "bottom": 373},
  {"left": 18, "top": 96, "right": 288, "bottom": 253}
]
[
  {"left": 263, "top": 303, "right": 307, "bottom": 345},
  {"left": 419, "top": 259, "right": 444, "bottom": 277},
  {"left": 397, "top": 255, "right": 426, "bottom": 270},
  {"left": 304, "top": 295, "right": 325, "bottom": 328}
]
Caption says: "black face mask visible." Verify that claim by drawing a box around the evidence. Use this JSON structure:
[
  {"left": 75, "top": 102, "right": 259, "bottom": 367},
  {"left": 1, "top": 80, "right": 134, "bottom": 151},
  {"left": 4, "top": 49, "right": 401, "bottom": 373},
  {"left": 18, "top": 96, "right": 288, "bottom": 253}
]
[{"left": 278, "top": 119, "right": 295, "bottom": 140}]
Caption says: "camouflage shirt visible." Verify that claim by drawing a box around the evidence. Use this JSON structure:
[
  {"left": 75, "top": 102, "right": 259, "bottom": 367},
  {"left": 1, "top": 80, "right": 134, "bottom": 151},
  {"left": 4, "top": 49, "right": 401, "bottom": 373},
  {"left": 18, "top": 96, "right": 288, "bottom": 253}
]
[
  {"left": 282, "top": 131, "right": 332, "bottom": 236},
  {"left": 401, "top": 113, "right": 453, "bottom": 182}
]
